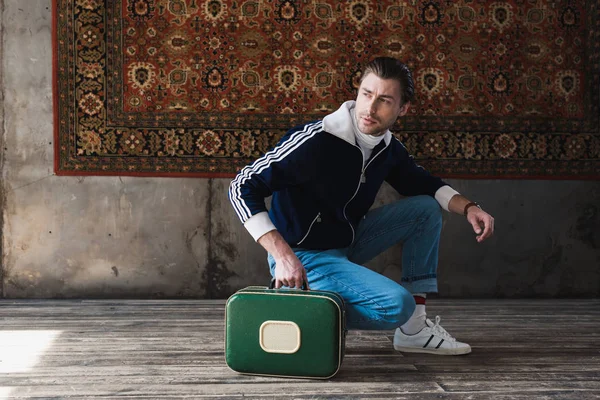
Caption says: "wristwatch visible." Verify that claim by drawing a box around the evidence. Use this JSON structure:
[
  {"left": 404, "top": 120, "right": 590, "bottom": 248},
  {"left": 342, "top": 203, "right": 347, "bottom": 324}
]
[{"left": 463, "top": 202, "right": 482, "bottom": 216}]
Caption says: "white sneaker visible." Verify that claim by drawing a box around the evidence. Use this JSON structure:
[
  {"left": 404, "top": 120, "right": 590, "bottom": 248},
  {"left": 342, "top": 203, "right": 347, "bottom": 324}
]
[{"left": 393, "top": 315, "right": 471, "bottom": 355}]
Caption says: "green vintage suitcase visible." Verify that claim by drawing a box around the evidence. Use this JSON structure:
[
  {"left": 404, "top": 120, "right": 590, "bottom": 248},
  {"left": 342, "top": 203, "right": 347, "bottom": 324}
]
[{"left": 225, "top": 283, "right": 346, "bottom": 379}]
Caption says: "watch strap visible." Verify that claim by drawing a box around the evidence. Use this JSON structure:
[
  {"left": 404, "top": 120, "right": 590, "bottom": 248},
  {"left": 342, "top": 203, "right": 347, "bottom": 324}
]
[{"left": 463, "top": 202, "right": 481, "bottom": 216}]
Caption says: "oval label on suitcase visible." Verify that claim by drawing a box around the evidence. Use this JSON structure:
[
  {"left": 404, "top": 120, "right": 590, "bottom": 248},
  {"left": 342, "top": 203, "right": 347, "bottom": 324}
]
[{"left": 259, "top": 320, "right": 301, "bottom": 354}]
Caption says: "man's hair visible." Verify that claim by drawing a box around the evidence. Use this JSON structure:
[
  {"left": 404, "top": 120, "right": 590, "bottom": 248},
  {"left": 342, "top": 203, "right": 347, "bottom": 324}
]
[{"left": 360, "top": 57, "right": 415, "bottom": 105}]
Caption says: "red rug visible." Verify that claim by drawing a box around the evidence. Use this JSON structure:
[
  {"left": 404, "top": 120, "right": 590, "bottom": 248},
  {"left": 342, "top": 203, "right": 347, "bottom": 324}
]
[{"left": 53, "top": 0, "right": 600, "bottom": 178}]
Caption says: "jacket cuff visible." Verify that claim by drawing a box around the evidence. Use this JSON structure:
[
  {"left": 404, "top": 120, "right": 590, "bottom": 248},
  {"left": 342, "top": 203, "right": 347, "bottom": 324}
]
[
  {"left": 243, "top": 211, "right": 277, "bottom": 242},
  {"left": 435, "top": 185, "right": 460, "bottom": 211}
]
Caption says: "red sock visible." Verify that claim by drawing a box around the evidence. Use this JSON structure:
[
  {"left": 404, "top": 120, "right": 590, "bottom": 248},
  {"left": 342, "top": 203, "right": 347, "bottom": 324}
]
[{"left": 413, "top": 293, "right": 427, "bottom": 305}]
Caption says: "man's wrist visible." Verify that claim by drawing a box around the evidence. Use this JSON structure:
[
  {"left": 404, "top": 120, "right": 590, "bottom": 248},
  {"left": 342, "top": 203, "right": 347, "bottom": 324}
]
[{"left": 463, "top": 201, "right": 482, "bottom": 216}]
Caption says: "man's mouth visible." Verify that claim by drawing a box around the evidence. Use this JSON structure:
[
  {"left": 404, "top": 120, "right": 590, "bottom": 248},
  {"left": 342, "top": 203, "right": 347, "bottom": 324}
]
[{"left": 361, "top": 115, "right": 378, "bottom": 124}]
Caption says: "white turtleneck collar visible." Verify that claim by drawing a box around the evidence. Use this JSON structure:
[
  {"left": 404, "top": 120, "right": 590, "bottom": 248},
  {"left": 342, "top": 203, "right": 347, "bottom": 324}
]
[{"left": 350, "top": 105, "right": 384, "bottom": 165}]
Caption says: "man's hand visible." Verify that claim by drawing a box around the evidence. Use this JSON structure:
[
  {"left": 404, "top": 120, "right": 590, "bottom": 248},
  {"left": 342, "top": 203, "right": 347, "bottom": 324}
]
[
  {"left": 448, "top": 195, "right": 495, "bottom": 243},
  {"left": 273, "top": 253, "right": 309, "bottom": 289},
  {"left": 257, "top": 230, "right": 310, "bottom": 289},
  {"left": 466, "top": 207, "right": 494, "bottom": 243}
]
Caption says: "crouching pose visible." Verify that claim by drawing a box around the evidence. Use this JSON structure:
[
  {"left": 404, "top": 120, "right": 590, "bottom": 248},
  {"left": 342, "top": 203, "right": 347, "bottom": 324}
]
[{"left": 229, "top": 57, "right": 494, "bottom": 355}]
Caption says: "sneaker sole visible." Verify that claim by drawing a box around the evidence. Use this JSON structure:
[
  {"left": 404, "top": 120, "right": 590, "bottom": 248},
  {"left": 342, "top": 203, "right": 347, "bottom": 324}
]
[{"left": 393, "top": 344, "right": 472, "bottom": 356}]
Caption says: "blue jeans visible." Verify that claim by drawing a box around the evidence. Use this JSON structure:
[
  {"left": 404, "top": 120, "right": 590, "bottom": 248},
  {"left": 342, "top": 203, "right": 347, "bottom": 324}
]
[{"left": 268, "top": 195, "right": 442, "bottom": 330}]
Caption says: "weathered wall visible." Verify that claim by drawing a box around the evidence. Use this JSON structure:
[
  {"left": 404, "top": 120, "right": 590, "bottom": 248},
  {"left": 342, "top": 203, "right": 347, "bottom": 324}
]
[
  {"left": 0, "top": 0, "right": 5, "bottom": 298},
  {"left": 1, "top": 1, "right": 598, "bottom": 299}
]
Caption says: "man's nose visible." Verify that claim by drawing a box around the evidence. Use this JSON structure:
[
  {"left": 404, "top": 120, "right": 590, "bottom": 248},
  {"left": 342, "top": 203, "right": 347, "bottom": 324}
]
[{"left": 368, "top": 100, "right": 377, "bottom": 115}]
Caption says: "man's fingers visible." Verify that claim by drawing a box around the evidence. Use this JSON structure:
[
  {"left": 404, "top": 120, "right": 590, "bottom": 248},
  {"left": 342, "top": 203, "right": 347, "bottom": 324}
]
[
  {"left": 302, "top": 270, "right": 310, "bottom": 290},
  {"left": 480, "top": 222, "right": 487, "bottom": 236},
  {"left": 287, "top": 276, "right": 308, "bottom": 289},
  {"left": 467, "top": 212, "right": 495, "bottom": 243},
  {"left": 470, "top": 219, "right": 483, "bottom": 236},
  {"left": 280, "top": 277, "right": 298, "bottom": 288},
  {"left": 275, "top": 267, "right": 308, "bottom": 289},
  {"left": 476, "top": 216, "right": 495, "bottom": 242}
]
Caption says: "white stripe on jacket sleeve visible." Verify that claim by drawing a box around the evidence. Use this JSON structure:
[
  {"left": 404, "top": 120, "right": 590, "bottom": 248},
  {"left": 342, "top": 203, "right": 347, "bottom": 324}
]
[{"left": 229, "top": 121, "right": 322, "bottom": 222}]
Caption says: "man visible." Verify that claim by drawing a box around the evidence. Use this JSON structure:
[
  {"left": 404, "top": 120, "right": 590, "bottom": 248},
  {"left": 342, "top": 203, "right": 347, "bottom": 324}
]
[{"left": 229, "top": 57, "right": 494, "bottom": 355}]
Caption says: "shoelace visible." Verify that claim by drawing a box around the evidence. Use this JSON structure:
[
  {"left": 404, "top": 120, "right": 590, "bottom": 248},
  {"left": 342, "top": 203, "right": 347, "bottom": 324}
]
[{"left": 426, "top": 316, "right": 456, "bottom": 342}]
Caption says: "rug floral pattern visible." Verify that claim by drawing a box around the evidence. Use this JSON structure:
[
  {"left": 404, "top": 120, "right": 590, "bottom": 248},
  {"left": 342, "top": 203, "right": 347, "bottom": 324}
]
[{"left": 54, "top": 0, "right": 600, "bottom": 178}]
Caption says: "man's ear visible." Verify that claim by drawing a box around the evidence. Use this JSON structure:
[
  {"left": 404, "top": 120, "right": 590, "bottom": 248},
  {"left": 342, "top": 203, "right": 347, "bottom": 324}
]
[{"left": 398, "top": 101, "right": 410, "bottom": 117}]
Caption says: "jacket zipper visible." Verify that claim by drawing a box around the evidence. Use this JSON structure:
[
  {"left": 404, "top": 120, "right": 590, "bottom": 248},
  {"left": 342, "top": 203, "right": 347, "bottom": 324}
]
[
  {"left": 296, "top": 212, "right": 321, "bottom": 245},
  {"left": 343, "top": 144, "right": 387, "bottom": 243}
]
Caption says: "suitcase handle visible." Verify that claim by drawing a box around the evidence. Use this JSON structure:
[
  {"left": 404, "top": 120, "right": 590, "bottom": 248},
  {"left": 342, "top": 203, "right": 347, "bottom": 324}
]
[{"left": 269, "top": 278, "right": 309, "bottom": 291}]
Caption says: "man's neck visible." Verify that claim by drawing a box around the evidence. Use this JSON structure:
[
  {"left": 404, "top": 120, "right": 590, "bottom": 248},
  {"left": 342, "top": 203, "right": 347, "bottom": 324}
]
[{"left": 350, "top": 107, "right": 384, "bottom": 150}]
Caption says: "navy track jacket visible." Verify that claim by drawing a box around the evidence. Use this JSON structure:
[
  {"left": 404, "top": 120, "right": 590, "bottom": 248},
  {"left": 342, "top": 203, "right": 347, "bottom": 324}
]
[{"left": 229, "top": 101, "right": 448, "bottom": 250}]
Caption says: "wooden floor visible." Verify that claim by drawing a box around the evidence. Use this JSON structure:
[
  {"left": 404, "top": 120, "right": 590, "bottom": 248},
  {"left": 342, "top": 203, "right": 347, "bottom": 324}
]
[{"left": 0, "top": 299, "right": 599, "bottom": 399}]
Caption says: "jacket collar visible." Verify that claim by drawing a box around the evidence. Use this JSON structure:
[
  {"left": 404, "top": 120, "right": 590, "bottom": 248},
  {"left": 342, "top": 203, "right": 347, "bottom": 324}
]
[{"left": 322, "top": 100, "right": 392, "bottom": 147}]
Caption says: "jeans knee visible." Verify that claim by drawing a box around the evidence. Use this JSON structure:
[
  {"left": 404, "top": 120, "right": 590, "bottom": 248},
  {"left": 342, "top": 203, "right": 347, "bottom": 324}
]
[{"left": 416, "top": 195, "right": 442, "bottom": 228}]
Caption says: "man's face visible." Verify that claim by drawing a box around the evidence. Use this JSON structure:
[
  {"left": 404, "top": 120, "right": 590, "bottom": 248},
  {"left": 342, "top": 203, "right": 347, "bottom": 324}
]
[{"left": 354, "top": 73, "right": 410, "bottom": 136}]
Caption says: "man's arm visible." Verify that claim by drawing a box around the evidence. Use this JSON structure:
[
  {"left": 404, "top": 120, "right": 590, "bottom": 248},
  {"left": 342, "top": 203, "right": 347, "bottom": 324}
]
[
  {"left": 257, "top": 230, "right": 308, "bottom": 289},
  {"left": 448, "top": 194, "right": 495, "bottom": 243},
  {"left": 229, "top": 123, "right": 322, "bottom": 289}
]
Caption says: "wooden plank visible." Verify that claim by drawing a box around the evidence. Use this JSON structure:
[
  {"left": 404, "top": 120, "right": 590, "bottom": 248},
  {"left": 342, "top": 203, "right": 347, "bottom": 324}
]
[
  {"left": 0, "top": 381, "right": 445, "bottom": 397},
  {"left": 4, "top": 369, "right": 599, "bottom": 386},
  {"left": 1, "top": 390, "right": 596, "bottom": 399}
]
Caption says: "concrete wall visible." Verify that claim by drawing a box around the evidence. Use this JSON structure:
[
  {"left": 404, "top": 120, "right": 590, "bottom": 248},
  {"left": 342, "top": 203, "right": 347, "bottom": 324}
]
[{"left": 1, "top": 1, "right": 598, "bottom": 299}]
